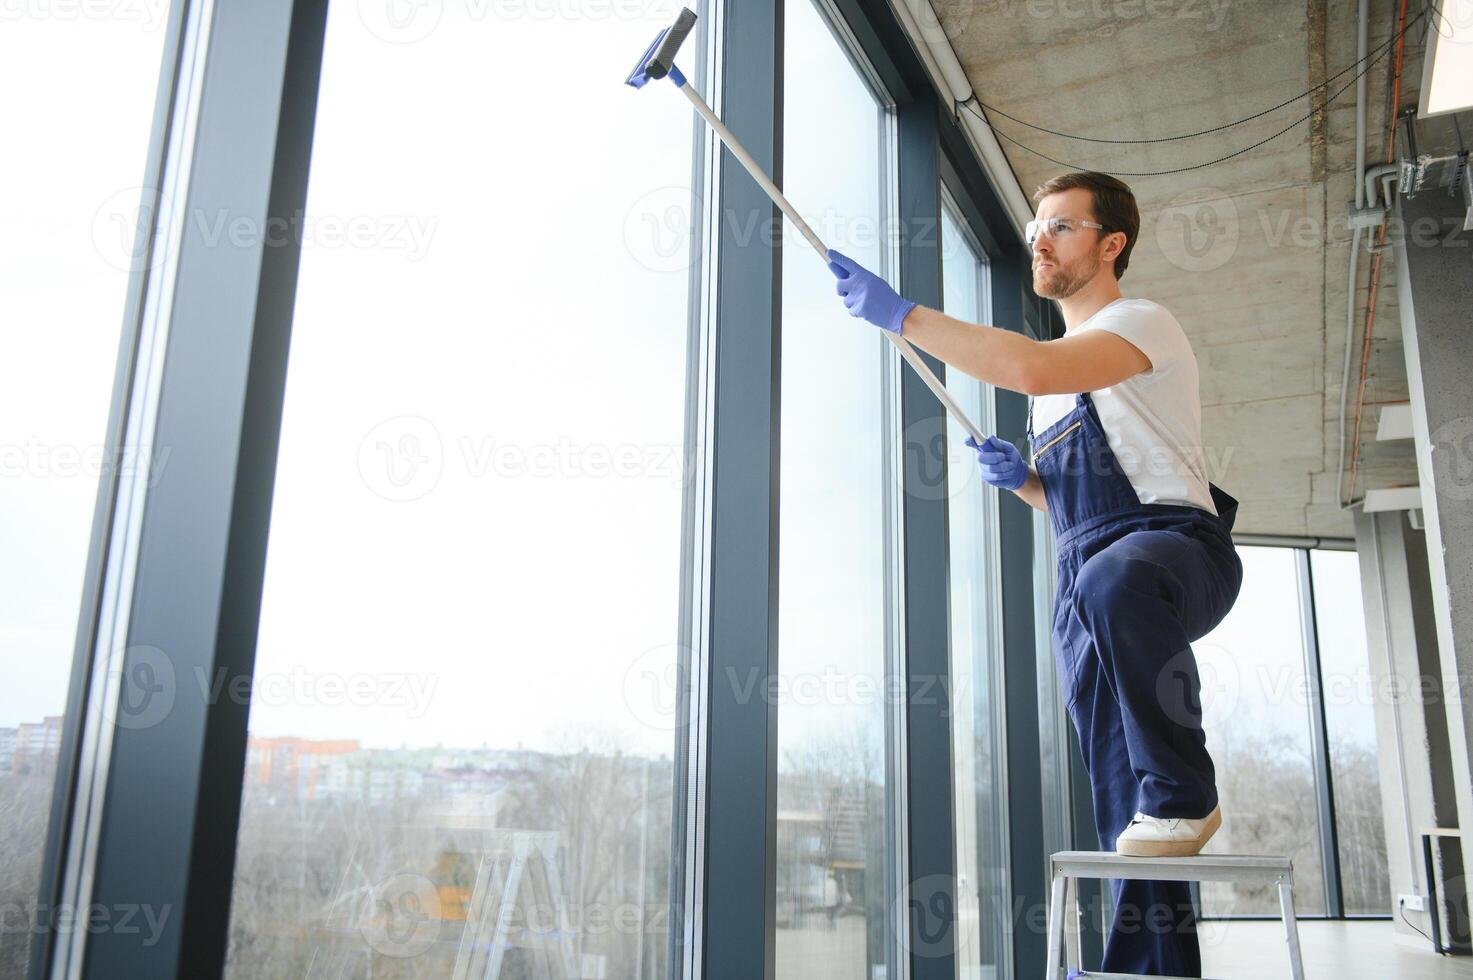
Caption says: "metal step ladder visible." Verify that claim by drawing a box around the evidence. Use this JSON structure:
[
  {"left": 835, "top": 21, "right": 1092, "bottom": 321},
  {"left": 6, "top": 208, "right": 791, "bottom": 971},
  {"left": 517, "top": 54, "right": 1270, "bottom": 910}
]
[{"left": 1044, "top": 850, "right": 1305, "bottom": 980}]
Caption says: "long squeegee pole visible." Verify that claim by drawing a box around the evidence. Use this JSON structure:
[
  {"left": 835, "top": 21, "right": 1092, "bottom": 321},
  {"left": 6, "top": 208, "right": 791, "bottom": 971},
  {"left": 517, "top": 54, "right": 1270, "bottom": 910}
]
[{"left": 676, "top": 80, "right": 987, "bottom": 446}]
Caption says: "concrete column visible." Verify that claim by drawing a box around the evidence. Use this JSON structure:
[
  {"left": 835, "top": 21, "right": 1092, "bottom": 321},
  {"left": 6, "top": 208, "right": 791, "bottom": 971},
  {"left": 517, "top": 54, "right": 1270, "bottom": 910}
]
[
  {"left": 1353, "top": 508, "right": 1465, "bottom": 947},
  {"left": 1392, "top": 187, "right": 1473, "bottom": 949}
]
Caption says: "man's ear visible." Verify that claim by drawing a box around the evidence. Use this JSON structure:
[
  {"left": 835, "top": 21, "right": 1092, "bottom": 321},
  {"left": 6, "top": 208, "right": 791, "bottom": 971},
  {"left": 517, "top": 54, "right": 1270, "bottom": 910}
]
[{"left": 1100, "top": 230, "right": 1127, "bottom": 266}]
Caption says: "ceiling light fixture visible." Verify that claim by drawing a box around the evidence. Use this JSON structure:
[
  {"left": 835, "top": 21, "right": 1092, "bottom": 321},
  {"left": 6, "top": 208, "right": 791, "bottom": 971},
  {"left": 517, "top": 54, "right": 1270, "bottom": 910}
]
[{"left": 1418, "top": 0, "right": 1473, "bottom": 117}]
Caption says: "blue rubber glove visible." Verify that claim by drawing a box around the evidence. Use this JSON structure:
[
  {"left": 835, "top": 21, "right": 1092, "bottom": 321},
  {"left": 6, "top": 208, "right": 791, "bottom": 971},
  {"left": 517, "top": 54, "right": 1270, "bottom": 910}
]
[
  {"left": 964, "top": 434, "right": 1029, "bottom": 491},
  {"left": 826, "top": 248, "right": 916, "bottom": 335}
]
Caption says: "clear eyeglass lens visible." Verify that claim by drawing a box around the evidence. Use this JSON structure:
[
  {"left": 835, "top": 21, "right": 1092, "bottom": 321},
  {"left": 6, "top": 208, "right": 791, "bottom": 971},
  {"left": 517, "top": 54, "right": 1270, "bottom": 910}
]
[{"left": 1026, "top": 217, "right": 1074, "bottom": 246}]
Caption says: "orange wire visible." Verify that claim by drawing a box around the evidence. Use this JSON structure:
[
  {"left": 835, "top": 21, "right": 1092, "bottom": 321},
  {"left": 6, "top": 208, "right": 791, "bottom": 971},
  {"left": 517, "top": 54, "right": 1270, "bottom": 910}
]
[{"left": 1347, "top": 0, "right": 1409, "bottom": 503}]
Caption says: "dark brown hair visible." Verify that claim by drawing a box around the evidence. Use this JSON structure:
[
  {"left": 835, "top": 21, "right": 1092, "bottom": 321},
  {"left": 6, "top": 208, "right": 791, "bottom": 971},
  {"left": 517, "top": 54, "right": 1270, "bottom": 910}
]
[{"left": 1032, "top": 171, "right": 1139, "bottom": 279}]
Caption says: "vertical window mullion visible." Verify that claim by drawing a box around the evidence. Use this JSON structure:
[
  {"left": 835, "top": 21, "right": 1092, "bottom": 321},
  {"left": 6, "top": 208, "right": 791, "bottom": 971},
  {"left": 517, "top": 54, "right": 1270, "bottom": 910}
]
[
  {"left": 1298, "top": 547, "right": 1345, "bottom": 917},
  {"left": 699, "top": 0, "right": 782, "bottom": 975}
]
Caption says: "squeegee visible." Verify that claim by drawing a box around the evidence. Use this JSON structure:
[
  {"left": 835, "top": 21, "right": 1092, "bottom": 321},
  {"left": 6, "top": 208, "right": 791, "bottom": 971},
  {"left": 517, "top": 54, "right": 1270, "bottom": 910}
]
[{"left": 626, "top": 7, "right": 986, "bottom": 445}]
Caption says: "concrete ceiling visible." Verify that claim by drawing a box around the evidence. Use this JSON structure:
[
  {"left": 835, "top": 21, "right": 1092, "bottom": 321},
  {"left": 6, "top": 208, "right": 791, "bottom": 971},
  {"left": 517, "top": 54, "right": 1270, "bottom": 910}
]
[{"left": 936, "top": 0, "right": 1450, "bottom": 538}]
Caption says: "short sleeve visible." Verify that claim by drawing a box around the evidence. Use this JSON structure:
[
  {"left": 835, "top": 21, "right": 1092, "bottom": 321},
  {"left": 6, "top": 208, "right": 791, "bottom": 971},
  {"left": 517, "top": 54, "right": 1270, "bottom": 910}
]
[{"left": 1086, "top": 301, "right": 1183, "bottom": 377}]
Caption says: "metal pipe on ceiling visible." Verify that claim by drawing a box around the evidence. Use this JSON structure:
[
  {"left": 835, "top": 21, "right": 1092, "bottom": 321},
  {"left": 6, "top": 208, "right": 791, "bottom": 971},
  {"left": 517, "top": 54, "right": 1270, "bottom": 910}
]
[{"left": 885, "top": 0, "right": 1033, "bottom": 236}]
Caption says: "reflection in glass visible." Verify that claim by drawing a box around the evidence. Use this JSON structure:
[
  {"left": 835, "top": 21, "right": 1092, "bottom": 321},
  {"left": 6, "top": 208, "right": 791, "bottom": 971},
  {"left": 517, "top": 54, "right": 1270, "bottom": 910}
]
[
  {"left": 222, "top": 5, "right": 697, "bottom": 976},
  {"left": 1310, "top": 548, "right": 1389, "bottom": 914},
  {"left": 0, "top": 10, "right": 172, "bottom": 975},
  {"left": 775, "top": 1, "right": 892, "bottom": 976},
  {"left": 941, "top": 200, "right": 1009, "bottom": 979}
]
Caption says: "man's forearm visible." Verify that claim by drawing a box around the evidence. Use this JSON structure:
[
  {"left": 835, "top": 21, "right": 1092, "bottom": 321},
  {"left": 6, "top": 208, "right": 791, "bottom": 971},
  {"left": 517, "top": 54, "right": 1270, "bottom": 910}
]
[
  {"left": 900, "top": 305, "right": 1042, "bottom": 395},
  {"left": 1012, "top": 467, "right": 1048, "bottom": 512}
]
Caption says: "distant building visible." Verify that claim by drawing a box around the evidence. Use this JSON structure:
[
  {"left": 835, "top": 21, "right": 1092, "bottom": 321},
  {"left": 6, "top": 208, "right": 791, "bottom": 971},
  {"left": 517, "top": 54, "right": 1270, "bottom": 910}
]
[
  {"left": 244, "top": 735, "right": 360, "bottom": 798},
  {"left": 0, "top": 715, "right": 64, "bottom": 775}
]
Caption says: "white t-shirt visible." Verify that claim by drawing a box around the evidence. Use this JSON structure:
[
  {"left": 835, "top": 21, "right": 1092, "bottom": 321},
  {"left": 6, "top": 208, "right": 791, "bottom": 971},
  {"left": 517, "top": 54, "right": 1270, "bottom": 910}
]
[{"left": 1029, "top": 297, "right": 1217, "bottom": 515}]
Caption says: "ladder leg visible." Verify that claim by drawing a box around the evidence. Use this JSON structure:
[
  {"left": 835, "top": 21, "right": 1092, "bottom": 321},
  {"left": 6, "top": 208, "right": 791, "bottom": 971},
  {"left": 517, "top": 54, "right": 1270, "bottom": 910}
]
[
  {"left": 1045, "top": 872, "right": 1066, "bottom": 980},
  {"left": 1064, "top": 873, "right": 1081, "bottom": 973},
  {"left": 1278, "top": 879, "right": 1305, "bottom": 980}
]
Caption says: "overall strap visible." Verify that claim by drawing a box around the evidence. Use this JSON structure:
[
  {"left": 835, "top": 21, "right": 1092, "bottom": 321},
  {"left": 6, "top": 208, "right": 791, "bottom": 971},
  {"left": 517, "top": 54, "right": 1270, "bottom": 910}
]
[{"left": 1029, "top": 391, "right": 1095, "bottom": 440}]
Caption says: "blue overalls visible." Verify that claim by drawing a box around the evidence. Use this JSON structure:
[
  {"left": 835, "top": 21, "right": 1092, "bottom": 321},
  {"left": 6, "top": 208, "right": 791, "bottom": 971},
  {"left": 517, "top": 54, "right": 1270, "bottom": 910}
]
[{"left": 1031, "top": 390, "right": 1243, "bottom": 978}]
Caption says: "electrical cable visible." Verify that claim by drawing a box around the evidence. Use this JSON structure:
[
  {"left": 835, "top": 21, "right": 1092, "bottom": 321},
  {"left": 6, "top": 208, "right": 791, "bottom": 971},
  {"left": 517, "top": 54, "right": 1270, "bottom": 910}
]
[
  {"left": 960, "top": 6, "right": 1426, "bottom": 147},
  {"left": 1400, "top": 901, "right": 1435, "bottom": 946},
  {"left": 960, "top": 34, "right": 1398, "bottom": 177}
]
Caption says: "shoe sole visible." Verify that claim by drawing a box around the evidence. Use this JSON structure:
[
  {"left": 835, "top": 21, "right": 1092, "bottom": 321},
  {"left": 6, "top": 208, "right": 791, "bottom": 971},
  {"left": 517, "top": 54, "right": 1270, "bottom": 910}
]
[{"left": 1115, "top": 805, "right": 1222, "bottom": 858}]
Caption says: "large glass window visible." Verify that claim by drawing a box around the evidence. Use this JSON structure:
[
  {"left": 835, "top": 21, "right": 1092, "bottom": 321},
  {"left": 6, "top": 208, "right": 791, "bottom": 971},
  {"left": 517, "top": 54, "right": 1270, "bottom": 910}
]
[
  {"left": 1196, "top": 546, "right": 1327, "bottom": 915},
  {"left": 1311, "top": 548, "right": 1390, "bottom": 914},
  {"left": 775, "top": 1, "right": 894, "bottom": 975},
  {"left": 940, "top": 197, "right": 1009, "bottom": 979},
  {"left": 0, "top": 10, "right": 172, "bottom": 975},
  {"left": 222, "top": 5, "right": 699, "bottom": 976}
]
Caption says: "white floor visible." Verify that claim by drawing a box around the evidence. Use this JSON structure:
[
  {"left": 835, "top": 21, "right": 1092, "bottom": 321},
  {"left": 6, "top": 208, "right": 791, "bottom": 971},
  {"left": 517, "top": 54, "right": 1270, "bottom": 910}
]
[
  {"left": 773, "top": 914, "right": 1473, "bottom": 978},
  {"left": 1199, "top": 917, "right": 1473, "bottom": 979}
]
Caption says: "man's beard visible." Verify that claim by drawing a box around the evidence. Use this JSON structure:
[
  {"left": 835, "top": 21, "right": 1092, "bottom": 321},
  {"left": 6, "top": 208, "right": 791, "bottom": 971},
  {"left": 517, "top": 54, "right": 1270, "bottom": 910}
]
[{"left": 1032, "top": 251, "right": 1101, "bottom": 299}]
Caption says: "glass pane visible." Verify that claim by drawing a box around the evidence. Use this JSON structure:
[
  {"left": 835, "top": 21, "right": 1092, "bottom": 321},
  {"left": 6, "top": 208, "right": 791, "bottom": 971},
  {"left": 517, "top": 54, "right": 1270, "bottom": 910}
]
[
  {"left": 1311, "top": 548, "right": 1390, "bottom": 914},
  {"left": 775, "top": 2, "right": 890, "bottom": 977},
  {"left": 222, "top": 6, "right": 698, "bottom": 977},
  {"left": 0, "top": 11, "right": 171, "bottom": 975},
  {"left": 1196, "top": 547, "right": 1327, "bottom": 914},
  {"left": 941, "top": 203, "right": 1007, "bottom": 980},
  {"left": 1033, "top": 510, "right": 1070, "bottom": 861}
]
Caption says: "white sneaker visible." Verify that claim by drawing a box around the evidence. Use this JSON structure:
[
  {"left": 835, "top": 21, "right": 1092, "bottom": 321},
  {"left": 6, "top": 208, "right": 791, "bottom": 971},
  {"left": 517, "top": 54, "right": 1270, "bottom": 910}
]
[{"left": 1115, "top": 803, "right": 1221, "bottom": 857}]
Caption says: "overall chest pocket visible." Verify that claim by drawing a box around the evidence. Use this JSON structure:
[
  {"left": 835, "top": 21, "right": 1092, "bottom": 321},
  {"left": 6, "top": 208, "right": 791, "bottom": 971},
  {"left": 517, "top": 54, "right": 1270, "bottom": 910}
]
[{"left": 1032, "top": 419, "right": 1082, "bottom": 464}]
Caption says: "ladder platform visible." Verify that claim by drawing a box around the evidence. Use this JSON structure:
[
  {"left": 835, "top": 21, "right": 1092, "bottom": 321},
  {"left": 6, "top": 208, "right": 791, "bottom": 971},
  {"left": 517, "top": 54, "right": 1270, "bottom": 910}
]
[
  {"left": 1045, "top": 850, "right": 1303, "bottom": 979},
  {"left": 1049, "top": 850, "right": 1293, "bottom": 886},
  {"left": 1067, "top": 972, "right": 1229, "bottom": 980}
]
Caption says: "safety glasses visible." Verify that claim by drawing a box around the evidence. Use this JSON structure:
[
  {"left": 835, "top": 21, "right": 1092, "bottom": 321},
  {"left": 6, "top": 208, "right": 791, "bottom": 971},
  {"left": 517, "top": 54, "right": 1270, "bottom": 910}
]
[{"left": 1024, "top": 216, "right": 1105, "bottom": 248}]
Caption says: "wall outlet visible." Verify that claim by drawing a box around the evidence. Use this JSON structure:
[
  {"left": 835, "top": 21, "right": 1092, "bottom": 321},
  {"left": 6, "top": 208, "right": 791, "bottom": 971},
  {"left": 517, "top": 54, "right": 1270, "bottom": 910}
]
[{"left": 1399, "top": 893, "right": 1426, "bottom": 912}]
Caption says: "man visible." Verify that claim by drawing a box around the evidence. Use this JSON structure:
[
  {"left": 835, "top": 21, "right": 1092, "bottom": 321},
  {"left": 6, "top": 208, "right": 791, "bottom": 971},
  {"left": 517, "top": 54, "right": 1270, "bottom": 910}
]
[{"left": 826, "top": 171, "right": 1243, "bottom": 978}]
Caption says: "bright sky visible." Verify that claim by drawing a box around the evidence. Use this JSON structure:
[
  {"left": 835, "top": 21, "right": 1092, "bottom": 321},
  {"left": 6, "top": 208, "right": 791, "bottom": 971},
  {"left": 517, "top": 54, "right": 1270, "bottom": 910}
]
[
  {"left": 0, "top": 12, "right": 169, "bottom": 729},
  {"left": 0, "top": 1, "right": 1377, "bottom": 770}
]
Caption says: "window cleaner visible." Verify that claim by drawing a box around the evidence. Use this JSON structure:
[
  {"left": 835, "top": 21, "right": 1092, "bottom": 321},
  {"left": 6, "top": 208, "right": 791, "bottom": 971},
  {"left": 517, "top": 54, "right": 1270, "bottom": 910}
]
[
  {"left": 626, "top": 7, "right": 984, "bottom": 443},
  {"left": 834, "top": 169, "right": 1245, "bottom": 978}
]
